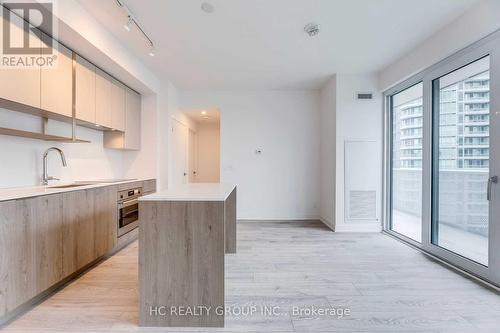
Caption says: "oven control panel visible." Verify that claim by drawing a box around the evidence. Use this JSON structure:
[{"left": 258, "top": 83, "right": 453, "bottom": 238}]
[{"left": 118, "top": 187, "right": 142, "bottom": 202}]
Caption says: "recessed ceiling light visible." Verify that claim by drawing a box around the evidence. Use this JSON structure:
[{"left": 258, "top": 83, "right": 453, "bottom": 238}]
[
  {"left": 201, "top": 110, "right": 207, "bottom": 115},
  {"left": 201, "top": 2, "right": 215, "bottom": 13}
]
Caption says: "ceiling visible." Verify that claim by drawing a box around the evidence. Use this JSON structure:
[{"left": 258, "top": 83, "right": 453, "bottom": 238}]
[
  {"left": 183, "top": 108, "right": 220, "bottom": 124},
  {"left": 78, "top": 0, "right": 479, "bottom": 90}
]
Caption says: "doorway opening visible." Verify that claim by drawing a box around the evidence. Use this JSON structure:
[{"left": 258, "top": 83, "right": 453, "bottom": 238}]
[{"left": 170, "top": 108, "right": 221, "bottom": 184}]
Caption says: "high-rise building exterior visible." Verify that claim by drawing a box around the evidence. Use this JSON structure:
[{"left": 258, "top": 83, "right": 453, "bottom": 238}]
[{"left": 392, "top": 70, "right": 490, "bottom": 236}]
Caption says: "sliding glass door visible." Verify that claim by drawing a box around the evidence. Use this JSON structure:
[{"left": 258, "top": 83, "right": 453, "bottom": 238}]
[
  {"left": 431, "top": 57, "right": 490, "bottom": 266},
  {"left": 390, "top": 83, "right": 423, "bottom": 242},
  {"left": 385, "top": 32, "right": 500, "bottom": 286}
]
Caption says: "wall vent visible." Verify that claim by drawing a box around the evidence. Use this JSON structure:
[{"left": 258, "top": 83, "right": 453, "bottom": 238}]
[
  {"left": 348, "top": 190, "right": 376, "bottom": 220},
  {"left": 356, "top": 92, "right": 373, "bottom": 100}
]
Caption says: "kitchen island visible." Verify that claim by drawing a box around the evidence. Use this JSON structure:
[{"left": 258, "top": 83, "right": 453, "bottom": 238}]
[{"left": 138, "top": 183, "right": 237, "bottom": 327}]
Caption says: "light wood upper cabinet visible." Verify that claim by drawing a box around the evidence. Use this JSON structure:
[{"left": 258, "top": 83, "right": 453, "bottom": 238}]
[
  {"left": 0, "top": 11, "right": 140, "bottom": 147},
  {"left": 0, "top": 13, "right": 41, "bottom": 109},
  {"left": 125, "top": 88, "right": 141, "bottom": 149},
  {"left": 41, "top": 36, "right": 72, "bottom": 118},
  {"left": 103, "top": 87, "right": 141, "bottom": 150},
  {"left": 111, "top": 79, "right": 126, "bottom": 131},
  {"left": 95, "top": 68, "right": 113, "bottom": 128},
  {"left": 75, "top": 55, "right": 96, "bottom": 123}
]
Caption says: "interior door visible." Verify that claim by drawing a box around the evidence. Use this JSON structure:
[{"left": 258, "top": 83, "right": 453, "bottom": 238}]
[
  {"left": 171, "top": 119, "right": 188, "bottom": 185},
  {"left": 188, "top": 129, "right": 197, "bottom": 183},
  {"left": 422, "top": 36, "right": 500, "bottom": 285}
]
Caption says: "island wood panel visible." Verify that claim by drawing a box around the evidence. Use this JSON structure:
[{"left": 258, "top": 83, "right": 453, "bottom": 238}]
[
  {"left": 224, "top": 187, "right": 237, "bottom": 254},
  {"left": 139, "top": 200, "right": 225, "bottom": 327},
  {"left": 93, "top": 186, "right": 117, "bottom": 258}
]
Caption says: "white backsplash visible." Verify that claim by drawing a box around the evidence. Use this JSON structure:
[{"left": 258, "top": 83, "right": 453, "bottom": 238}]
[{"left": 0, "top": 108, "right": 124, "bottom": 188}]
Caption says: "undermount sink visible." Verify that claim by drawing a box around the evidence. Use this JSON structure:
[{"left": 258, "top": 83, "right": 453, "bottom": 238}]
[{"left": 48, "top": 183, "right": 94, "bottom": 189}]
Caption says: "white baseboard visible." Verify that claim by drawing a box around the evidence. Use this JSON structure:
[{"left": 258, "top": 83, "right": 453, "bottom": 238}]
[
  {"left": 237, "top": 218, "right": 380, "bottom": 233},
  {"left": 238, "top": 216, "right": 321, "bottom": 222},
  {"left": 334, "top": 223, "right": 382, "bottom": 233},
  {"left": 318, "top": 217, "right": 335, "bottom": 231}
]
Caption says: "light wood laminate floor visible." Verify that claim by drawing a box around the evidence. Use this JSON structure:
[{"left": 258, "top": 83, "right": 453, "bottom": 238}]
[{"left": 2, "top": 220, "right": 500, "bottom": 332}]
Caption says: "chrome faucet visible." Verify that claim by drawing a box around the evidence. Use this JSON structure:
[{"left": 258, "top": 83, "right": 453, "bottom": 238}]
[{"left": 42, "top": 147, "right": 67, "bottom": 185}]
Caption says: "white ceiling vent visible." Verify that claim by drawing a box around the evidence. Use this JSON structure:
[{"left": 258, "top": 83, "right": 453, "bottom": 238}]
[{"left": 356, "top": 92, "right": 373, "bottom": 100}]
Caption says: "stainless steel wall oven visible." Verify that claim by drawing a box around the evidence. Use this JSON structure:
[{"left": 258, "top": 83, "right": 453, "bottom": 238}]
[{"left": 117, "top": 187, "right": 142, "bottom": 237}]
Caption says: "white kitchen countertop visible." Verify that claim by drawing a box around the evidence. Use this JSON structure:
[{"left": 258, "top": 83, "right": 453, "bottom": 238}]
[
  {"left": 0, "top": 179, "right": 150, "bottom": 202},
  {"left": 140, "top": 183, "right": 236, "bottom": 202}
]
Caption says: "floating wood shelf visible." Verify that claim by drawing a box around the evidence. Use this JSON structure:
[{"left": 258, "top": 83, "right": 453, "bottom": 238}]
[{"left": 0, "top": 127, "right": 90, "bottom": 143}]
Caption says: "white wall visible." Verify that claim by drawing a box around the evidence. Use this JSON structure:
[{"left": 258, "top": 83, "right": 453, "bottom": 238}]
[
  {"left": 196, "top": 122, "right": 220, "bottom": 183},
  {"left": 379, "top": 0, "right": 500, "bottom": 91},
  {"left": 0, "top": 109, "right": 123, "bottom": 187},
  {"left": 319, "top": 76, "right": 336, "bottom": 230},
  {"left": 335, "top": 74, "right": 383, "bottom": 232},
  {"left": 180, "top": 90, "right": 320, "bottom": 220}
]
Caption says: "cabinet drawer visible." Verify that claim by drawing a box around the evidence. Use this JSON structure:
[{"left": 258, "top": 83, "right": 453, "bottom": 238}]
[
  {"left": 142, "top": 179, "right": 157, "bottom": 194},
  {"left": 118, "top": 181, "right": 144, "bottom": 192}
]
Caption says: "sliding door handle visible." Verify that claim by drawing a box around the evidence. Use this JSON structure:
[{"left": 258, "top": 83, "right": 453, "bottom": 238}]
[{"left": 487, "top": 176, "right": 498, "bottom": 201}]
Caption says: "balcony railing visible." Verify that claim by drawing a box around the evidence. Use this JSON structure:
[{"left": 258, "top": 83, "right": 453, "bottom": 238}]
[{"left": 393, "top": 168, "right": 488, "bottom": 236}]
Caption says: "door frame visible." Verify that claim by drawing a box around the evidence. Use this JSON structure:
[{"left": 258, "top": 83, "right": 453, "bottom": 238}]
[
  {"left": 188, "top": 128, "right": 198, "bottom": 183},
  {"left": 170, "top": 117, "right": 189, "bottom": 185},
  {"left": 383, "top": 29, "right": 500, "bottom": 287}
]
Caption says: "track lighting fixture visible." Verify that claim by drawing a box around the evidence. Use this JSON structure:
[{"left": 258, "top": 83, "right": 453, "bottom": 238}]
[
  {"left": 123, "top": 16, "right": 133, "bottom": 32},
  {"left": 116, "top": 0, "right": 156, "bottom": 57}
]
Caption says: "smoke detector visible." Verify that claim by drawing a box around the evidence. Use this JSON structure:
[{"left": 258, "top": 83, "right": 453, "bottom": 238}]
[
  {"left": 304, "top": 22, "right": 320, "bottom": 37},
  {"left": 201, "top": 2, "right": 215, "bottom": 13}
]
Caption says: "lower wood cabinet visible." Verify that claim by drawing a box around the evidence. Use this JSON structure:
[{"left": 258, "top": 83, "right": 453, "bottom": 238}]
[
  {"left": 0, "top": 194, "right": 65, "bottom": 318},
  {"left": 142, "top": 179, "right": 157, "bottom": 194},
  {"left": 62, "top": 190, "right": 95, "bottom": 275},
  {"left": 0, "top": 186, "right": 118, "bottom": 319},
  {"left": 0, "top": 199, "right": 37, "bottom": 318},
  {"left": 94, "top": 186, "right": 118, "bottom": 258},
  {"left": 33, "top": 195, "right": 64, "bottom": 293}
]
